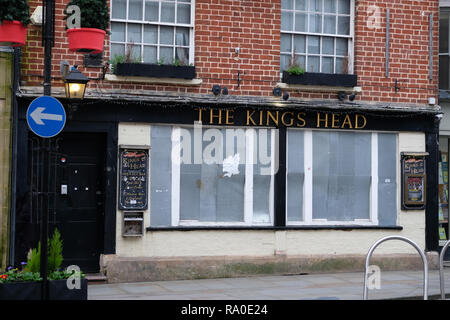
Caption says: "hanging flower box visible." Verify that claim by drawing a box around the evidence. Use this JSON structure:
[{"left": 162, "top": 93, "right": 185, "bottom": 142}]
[
  {"left": 67, "top": 28, "right": 106, "bottom": 54},
  {"left": 65, "top": 0, "right": 109, "bottom": 54},
  {"left": 114, "top": 63, "right": 196, "bottom": 79},
  {"left": 282, "top": 71, "right": 357, "bottom": 87},
  {"left": 0, "top": 21, "right": 27, "bottom": 47}
]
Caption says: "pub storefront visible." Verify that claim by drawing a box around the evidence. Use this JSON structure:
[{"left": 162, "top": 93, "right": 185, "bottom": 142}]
[{"left": 12, "top": 92, "right": 440, "bottom": 281}]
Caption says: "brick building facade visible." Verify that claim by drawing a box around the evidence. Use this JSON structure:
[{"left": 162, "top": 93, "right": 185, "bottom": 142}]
[{"left": 6, "top": 0, "right": 443, "bottom": 281}]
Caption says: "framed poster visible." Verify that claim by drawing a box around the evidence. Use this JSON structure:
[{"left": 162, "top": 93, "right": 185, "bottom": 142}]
[
  {"left": 118, "top": 148, "right": 149, "bottom": 210},
  {"left": 401, "top": 152, "right": 428, "bottom": 210},
  {"left": 404, "top": 174, "right": 426, "bottom": 205}
]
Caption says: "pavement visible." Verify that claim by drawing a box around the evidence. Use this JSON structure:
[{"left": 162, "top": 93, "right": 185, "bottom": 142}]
[{"left": 87, "top": 269, "right": 450, "bottom": 300}]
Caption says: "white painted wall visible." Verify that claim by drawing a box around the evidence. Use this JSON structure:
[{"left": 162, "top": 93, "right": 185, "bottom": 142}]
[{"left": 115, "top": 125, "right": 426, "bottom": 258}]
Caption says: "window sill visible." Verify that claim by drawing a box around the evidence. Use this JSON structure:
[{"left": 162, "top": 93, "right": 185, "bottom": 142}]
[
  {"left": 277, "top": 82, "right": 362, "bottom": 93},
  {"left": 280, "top": 72, "right": 358, "bottom": 91},
  {"left": 146, "top": 225, "right": 403, "bottom": 232},
  {"left": 105, "top": 74, "right": 203, "bottom": 86}
]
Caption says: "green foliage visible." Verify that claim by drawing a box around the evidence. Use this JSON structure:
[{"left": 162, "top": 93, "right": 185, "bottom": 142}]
[
  {"left": 0, "top": 0, "right": 31, "bottom": 26},
  {"left": 64, "top": 0, "right": 109, "bottom": 31},
  {"left": 48, "top": 229, "right": 63, "bottom": 273},
  {"left": 286, "top": 64, "right": 305, "bottom": 76},
  {"left": 0, "top": 228, "right": 86, "bottom": 283},
  {"left": 24, "top": 244, "right": 40, "bottom": 273},
  {"left": 0, "top": 268, "right": 42, "bottom": 283},
  {"left": 23, "top": 229, "right": 63, "bottom": 274},
  {"left": 48, "top": 269, "right": 86, "bottom": 281}
]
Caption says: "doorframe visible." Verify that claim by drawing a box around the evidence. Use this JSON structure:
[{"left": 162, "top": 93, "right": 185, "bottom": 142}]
[
  {"left": 58, "top": 120, "right": 118, "bottom": 255},
  {"left": 14, "top": 117, "right": 118, "bottom": 267}
]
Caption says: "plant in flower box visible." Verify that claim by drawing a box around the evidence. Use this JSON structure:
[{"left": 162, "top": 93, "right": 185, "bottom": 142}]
[
  {"left": 0, "top": 0, "right": 30, "bottom": 47},
  {"left": 282, "top": 51, "right": 357, "bottom": 87},
  {"left": 0, "top": 229, "right": 87, "bottom": 300},
  {"left": 64, "top": 0, "right": 109, "bottom": 54}
]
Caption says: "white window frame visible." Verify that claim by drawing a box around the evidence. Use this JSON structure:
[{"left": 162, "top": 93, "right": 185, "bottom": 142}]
[
  {"left": 286, "top": 129, "right": 398, "bottom": 226},
  {"left": 110, "top": 0, "right": 195, "bottom": 65},
  {"left": 170, "top": 126, "right": 276, "bottom": 227},
  {"left": 280, "top": 0, "right": 355, "bottom": 74}
]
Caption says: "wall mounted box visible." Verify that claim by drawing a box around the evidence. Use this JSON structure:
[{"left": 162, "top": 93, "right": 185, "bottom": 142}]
[{"left": 123, "top": 212, "right": 144, "bottom": 237}]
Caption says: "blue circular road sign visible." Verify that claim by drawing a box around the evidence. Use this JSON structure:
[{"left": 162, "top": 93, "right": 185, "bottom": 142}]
[{"left": 26, "top": 96, "right": 67, "bottom": 138}]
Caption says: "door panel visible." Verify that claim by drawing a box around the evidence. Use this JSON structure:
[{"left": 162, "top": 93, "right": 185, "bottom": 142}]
[{"left": 50, "top": 133, "right": 106, "bottom": 273}]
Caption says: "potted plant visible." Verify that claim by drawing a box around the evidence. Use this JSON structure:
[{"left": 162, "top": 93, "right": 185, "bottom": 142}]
[
  {"left": 0, "top": 0, "right": 30, "bottom": 47},
  {"left": 0, "top": 229, "right": 87, "bottom": 300},
  {"left": 282, "top": 55, "right": 357, "bottom": 87},
  {"left": 64, "top": 0, "right": 109, "bottom": 54}
]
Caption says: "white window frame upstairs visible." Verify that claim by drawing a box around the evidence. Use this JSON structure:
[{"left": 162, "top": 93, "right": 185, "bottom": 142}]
[
  {"left": 280, "top": 0, "right": 355, "bottom": 74},
  {"left": 110, "top": 0, "right": 195, "bottom": 65}
]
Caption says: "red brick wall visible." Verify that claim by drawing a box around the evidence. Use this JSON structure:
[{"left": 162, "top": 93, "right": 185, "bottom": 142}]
[{"left": 20, "top": 0, "right": 439, "bottom": 105}]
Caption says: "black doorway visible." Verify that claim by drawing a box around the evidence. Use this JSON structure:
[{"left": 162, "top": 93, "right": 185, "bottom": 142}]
[
  {"left": 50, "top": 132, "right": 106, "bottom": 273},
  {"left": 17, "top": 132, "right": 106, "bottom": 273}
]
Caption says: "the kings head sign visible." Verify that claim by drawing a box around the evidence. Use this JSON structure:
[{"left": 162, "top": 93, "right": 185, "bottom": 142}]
[{"left": 195, "top": 107, "right": 367, "bottom": 130}]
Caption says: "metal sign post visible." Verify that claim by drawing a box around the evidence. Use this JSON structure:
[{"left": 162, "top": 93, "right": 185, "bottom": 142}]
[{"left": 38, "top": 0, "right": 55, "bottom": 301}]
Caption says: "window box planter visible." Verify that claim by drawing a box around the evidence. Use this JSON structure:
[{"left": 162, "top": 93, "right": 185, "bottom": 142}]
[
  {"left": 0, "top": 20, "right": 27, "bottom": 47},
  {"left": 282, "top": 71, "right": 357, "bottom": 87},
  {"left": 67, "top": 28, "right": 106, "bottom": 54},
  {"left": 114, "top": 63, "right": 196, "bottom": 79},
  {"left": 0, "top": 281, "right": 41, "bottom": 300},
  {"left": 48, "top": 278, "right": 88, "bottom": 300},
  {"left": 0, "top": 279, "right": 88, "bottom": 300}
]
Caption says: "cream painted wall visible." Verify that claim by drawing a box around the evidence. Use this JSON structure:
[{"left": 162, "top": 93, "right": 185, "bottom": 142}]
[{"left": 115, "top": 126, "right": 426, "bottom": 258}]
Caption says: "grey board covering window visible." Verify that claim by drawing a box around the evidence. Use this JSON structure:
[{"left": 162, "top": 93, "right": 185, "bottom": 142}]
[
  {"left": 151, "top": 126, "right": 397, "bottom": 227},
  {"left": 179, "top": 128, "right": 246, "bottom": 222},
  {"left": 377, "top": 133, "right": 397, "bottom": 225},
  {"left": 150, "top": 126, "right": 274, "bottom": 227},
  {"left": 286, "top": 129, "right": 397, "bottom": 225},
  {"left": 287, "top": 130, "right": 305, "bottom": 221},
  {"left": 312, "top": 131, "right": 371, "bottom": 221}
]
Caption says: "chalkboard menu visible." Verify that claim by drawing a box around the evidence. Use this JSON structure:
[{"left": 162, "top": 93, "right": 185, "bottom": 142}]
[
  {"left": 403, "top": 158, "right": 425, "bottom": 174},
  {"left": 401, "top": 154, "right": 427, "bottom": 209},
  {"left": 119, "top": 149, "right": 148, "bottom": 210}
]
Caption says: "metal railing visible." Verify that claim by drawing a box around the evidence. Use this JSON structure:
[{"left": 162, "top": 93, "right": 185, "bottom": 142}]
[
  {"left": 439, "top": 239, "right": 450, "bottom": 300},
  {"left": 363, "top": 235, "right": 428, "bottom": 300}
]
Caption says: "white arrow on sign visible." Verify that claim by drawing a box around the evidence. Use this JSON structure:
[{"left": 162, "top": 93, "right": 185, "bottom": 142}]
[{"left": 30, "top": 107, "right": 63, "bottom": 125}]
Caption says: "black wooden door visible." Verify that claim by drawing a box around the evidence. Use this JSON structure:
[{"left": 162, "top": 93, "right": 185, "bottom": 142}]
[{"left": 50, "top": 133, "right": 105, "bottom": 273}]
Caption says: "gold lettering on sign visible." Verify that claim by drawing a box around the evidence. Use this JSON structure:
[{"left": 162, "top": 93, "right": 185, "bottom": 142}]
[
  {"left": 317, "top": 112, "right": 328, "bottom": 128},
  {"left": 341, "top": 114, "right": 353, "bottom": 129},
  {"left": 266, "top": 111, "right": 279, "bottom": 126},
  {"left": 355, "top": 114, "right": 367, "bottom": 129},
  {"left": 281, "top": 112, "right": 294, "bottom": 127},
  {"left": 297, "top": 112, "right": 306, "bottom": 127},
  {"left": 225, "top": 109, "right": 234, "bottom": 125},
  {"left": 331, "top": 113, "right": 340, "bottom": 129},
  {"left": 210, "top": 109, "right": 222, "bottom": 124},
  {"left": 195, "top": 107, "right": 206, "bottom": 123},
  {"left": 246, "top": 110, "right": 257, "bottom": 126}
]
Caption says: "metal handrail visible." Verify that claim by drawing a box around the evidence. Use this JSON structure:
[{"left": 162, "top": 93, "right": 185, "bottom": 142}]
[
  {"left": 439, "top": 239, "right": 450, "bottom": 299},
  {"left": 363, "top": 235, "right": 428, "bottom": 300}
]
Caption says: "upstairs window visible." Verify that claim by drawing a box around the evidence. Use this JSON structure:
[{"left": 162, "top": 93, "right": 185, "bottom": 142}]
[
  {"left": 281, "top": 0, "right": 353, "bottom": 74},
  {"left": 440, "top": 9, "right": 450, "bottom": 91},
  {"left": 110, "top": 0, "right": 194, "bottom": 65}
]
